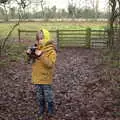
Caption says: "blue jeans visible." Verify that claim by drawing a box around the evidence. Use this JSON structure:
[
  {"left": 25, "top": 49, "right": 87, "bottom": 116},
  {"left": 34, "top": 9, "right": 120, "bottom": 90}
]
[{"left": 35, "top": 84, "right": 54, "bottom": 116}]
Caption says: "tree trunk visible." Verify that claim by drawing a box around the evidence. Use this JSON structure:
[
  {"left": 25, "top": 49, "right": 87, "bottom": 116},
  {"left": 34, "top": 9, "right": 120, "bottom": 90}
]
[{"left": 3, "top": 4, "right": 8, "bottom": 21}]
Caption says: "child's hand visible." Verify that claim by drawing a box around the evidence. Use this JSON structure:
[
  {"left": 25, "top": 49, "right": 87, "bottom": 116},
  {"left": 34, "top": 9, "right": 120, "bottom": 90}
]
[
  {"left": 26, "top": 49, "right": 31, "bottom": 55},
  {"left": 35, "top": 50, "right": 42, "bottom": 57}
]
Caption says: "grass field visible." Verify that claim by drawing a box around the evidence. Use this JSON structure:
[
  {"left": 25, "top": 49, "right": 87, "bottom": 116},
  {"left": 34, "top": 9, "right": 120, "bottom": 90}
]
[
  {"left": 0, "top": 21, "right": 108, "bottom": 39},
  {"left": 0, "top": 21, "right": 119, "bottom": 68}
]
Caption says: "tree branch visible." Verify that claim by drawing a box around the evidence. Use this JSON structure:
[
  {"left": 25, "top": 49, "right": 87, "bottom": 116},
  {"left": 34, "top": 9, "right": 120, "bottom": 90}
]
[{"left": 1, "top": 22, "right": 20, "bottom": 50}]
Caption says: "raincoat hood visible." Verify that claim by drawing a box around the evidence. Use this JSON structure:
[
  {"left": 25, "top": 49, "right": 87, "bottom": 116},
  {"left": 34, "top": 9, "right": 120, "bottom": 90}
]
[{"left": 40, "top": 29, "right": 51, "bottom": 46}]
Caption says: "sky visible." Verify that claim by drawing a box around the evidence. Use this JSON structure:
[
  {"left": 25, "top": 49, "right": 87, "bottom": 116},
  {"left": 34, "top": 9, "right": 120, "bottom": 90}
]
[
  {"left": 10, "top": 0, "right": 109, "bottom": 13},
  {"left": 46, "top": 0, "right": 109, "bottom": 12}
]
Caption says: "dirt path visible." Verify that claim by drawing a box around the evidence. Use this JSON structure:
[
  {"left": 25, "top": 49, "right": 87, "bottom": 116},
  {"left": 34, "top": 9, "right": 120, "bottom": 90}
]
[{"left": 0, "top": 48, "right": 119, "bottom": 120}]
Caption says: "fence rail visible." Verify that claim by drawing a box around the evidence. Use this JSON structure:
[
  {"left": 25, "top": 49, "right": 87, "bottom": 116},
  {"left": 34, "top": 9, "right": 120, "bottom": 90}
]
[{"left": 18, "top": 28, "right": 120, "bottom": 48}]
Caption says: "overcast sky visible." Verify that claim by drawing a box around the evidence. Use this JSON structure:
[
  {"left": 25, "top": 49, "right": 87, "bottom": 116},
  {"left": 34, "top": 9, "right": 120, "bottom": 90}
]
[{"left": 45, "top": 0, "right": 109, "bottom": 12}]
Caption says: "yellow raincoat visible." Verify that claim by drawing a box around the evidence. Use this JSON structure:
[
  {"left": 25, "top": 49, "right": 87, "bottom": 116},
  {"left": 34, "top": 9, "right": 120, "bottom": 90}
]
[{"left": 32, "top": 29, "right": 57, "bottom": 84}]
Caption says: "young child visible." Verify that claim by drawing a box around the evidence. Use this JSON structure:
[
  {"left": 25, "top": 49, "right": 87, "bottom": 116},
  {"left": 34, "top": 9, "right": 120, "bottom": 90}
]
[{"left": 26, "top": 29, "right": 57, "bottom": 120}]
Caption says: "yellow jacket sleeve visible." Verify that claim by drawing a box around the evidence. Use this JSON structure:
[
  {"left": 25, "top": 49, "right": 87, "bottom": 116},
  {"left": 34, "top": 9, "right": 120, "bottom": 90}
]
[{"left": 40, "top": 50, "right": 56, "bottom": 68}]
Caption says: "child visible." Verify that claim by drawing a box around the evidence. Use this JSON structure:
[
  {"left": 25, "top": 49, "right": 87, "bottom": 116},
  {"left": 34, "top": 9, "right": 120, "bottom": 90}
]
[{"left": 26, "top": 29, "right": 57, "bottom": 120}]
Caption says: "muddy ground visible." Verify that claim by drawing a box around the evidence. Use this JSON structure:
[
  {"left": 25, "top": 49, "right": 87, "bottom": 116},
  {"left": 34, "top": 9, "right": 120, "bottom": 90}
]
[{"left": 0, "top": 48, "right": 120, "bottom": 120}]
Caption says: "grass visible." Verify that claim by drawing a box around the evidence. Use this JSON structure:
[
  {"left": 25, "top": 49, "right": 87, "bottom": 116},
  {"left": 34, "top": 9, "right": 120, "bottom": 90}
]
[
  {"left": 0, "top": 21, "right": 107, "bottom": 39},
  {"left": 0, "top": 21, "right": 108, "bottom": 65}
]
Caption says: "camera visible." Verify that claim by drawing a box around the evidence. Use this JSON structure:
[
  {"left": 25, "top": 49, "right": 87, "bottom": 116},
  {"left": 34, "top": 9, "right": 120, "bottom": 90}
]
[
  {"left": 27, "top": 44, "right": 37, "bottom": 64},
  {"left": 30, "top": 44, "right": 37, "bottom": 55}
]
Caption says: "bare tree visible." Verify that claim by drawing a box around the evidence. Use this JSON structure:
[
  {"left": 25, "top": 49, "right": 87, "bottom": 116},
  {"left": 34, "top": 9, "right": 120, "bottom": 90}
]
[
  {"left": 108, "top": 0, "right": 120, "bottom": 49},
  {"left": 68, "top": 0, "right": 76, "bottom": 19},
  {"left": 0, "top": 0, "right": 11, "bottom": 21},
  {"left": 95, "top": 0, "right": 99, "bottom": 18},
  {"left": 109, "top": 0, "right": 120, "bottom": 28},
  {"left": 32, "top": 0, "right": 45, "bottom": 18},
  {"left": 40, "top": 0, "right": 45, "bottom": 18},
  {"left": 0, "top": 0, "right": 27, "bottom": 56},
  {"left": 0, "top": 0, "right": 8, "bottom": 3},
  {"left": 15, "top": 0, "right": 30, "bottom": 19},
  {"left": 90, "top": 0, "right": 99, "bottom": 19}
]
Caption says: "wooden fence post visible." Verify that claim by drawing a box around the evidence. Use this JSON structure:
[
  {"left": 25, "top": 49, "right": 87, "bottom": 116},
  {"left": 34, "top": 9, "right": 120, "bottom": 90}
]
[
  {"left": 86, "top": 28, "right": 91, "bottom": 48},
  {"left": 18, "top": 29, "right": 21, "bottom": 42},
  {"left": 56, "top": 30, "right": 59, "bottom": 49}
]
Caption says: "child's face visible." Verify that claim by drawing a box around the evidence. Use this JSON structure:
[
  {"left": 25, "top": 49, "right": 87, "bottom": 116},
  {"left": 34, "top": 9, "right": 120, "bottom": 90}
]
[{"left": 36, "top": 31, "right": 44, "bottom": 45}]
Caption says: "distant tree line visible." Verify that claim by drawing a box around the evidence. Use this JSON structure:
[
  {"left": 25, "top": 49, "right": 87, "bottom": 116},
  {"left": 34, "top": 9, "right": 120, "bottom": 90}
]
[{"left": 0, "top": 0, "right": 110, "bottom": 21}]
